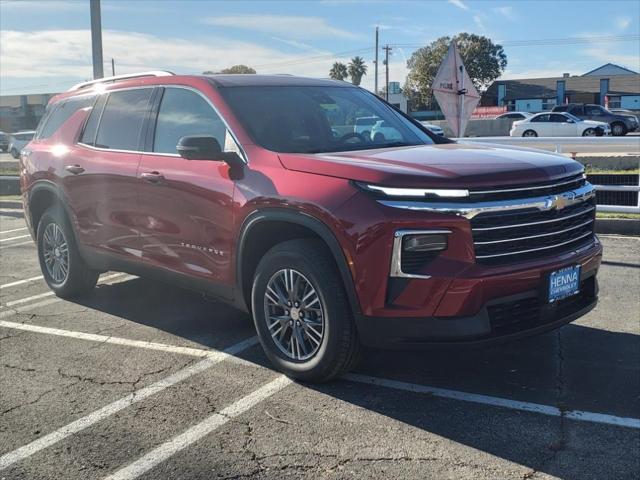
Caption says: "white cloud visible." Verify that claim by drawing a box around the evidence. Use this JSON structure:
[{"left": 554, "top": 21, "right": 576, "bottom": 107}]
[
  {"left": 0, "top": 29, "right": 338, "bottom": 79},
  {"left": 615, "top": 16, "right": 632, "bottom": 30},
  {"left": 447, "top": 0, "right": 469, "bottom": 11},
  {"left": 202, "top": 14, "right": 359, "bottom": 39},
  {"left": 493, "top": 6, "right": 516, "bottom": 20},
  {"left": 473, "top": 15, "right": 486, "bottom": 32}
]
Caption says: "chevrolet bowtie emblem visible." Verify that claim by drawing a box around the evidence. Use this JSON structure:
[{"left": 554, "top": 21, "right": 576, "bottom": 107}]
[{"left": 547, "top": 193, "right": 573, "bottom": 210}]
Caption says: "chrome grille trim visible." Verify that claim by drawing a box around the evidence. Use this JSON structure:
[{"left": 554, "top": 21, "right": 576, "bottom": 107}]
[
  {"left": 471, "top": 173, "right": 585, "bottom": 195},
  {"left": 472, "top": 205, "right": 595, "bottom": 231},
  {"left": 378, "top": 183, "right": 595, "bottom": 219},
  {"left": 475, "top": 230, "right": 594, "bottom": 259},
  {"left": 474, "top": 218, "right": 594, "bottom": 245}
]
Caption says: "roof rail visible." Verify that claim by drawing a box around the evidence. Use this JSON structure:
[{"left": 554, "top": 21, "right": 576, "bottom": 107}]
[{"left": 68, "top": 71, "right": 175, "bottom": 91}]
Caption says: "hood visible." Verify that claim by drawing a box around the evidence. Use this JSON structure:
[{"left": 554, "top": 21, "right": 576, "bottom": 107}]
[
  {"left": 582, "top": 120, "right": 609, "bottom": 127},
  {"left": 278, "top": 143, "right": 583, "bottom": 189}
]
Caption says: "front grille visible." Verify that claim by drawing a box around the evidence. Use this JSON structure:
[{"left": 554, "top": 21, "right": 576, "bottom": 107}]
[
  {"left": 471, "top": 197, "right": 596, "bottom": 266},
  {"left": 488, "top": 277, "right": 596, "bottom": 333},
  {"left": 469, "top": 173, "right": 586, "bottom": 202}
]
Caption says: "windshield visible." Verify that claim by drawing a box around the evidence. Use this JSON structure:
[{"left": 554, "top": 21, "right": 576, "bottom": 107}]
[
  {"left": 565, "top": 113, "right": 583, "bottom": 122},
  {"left": 220, "top": 86, "right": 434, "bottom": 154}
]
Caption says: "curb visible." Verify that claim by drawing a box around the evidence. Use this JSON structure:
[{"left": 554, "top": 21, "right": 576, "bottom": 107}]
[
  {"left": 0, "top": 176, "right": 20, "bottom": 196},
  {"left": 596, "top": 218, "right": 640, "bottom": 236}
]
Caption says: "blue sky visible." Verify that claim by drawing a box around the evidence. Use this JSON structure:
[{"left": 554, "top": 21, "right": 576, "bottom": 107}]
[{"left": 1, "top": 0, "right": 639, "bottom": 95}]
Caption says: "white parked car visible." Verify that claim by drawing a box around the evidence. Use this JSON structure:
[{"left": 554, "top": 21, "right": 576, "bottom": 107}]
[
  {"left": 370, "top": 120, "right": 402, "bottom": 142},
  {"left": 495, "top": 111, "right": 533, "bottom": 121},
  {"left": 9, "top": 130, "right": 36, "bottom": 158},
  {"left": 509, "top": 112, "right": 610, "bottom": 137},
  {"left": 354, "top": 116, "right": 378, "bottom": 137},
  {"left": 420, "top": 122, "right": 445, "bottom": 136}
]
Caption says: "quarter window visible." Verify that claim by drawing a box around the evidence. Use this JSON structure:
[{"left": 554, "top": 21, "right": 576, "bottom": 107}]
[
  {"left": 95, "top": 89, "right": 153, "bottom": 150},
  {"left": 80, "top": 94, "right": 107, "bottom": 145},
  {"left": 153, "top": 88, "right": 227, "bottom": 154},
  {"left": 37, "top": 95, "right": 96, "bottom": 139}
]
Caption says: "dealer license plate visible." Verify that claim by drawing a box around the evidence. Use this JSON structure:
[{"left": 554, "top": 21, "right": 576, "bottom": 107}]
[{"left": 548, "top": 265, "right": 581, "bottom": 303}]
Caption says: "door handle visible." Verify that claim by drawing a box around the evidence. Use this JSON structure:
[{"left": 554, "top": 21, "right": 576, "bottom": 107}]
[
  {"left": 140, "top": 171, "right": 165, "bottom": 184},
  {"left": 65, "top": 164, "right": 85, "bottom": 175}
]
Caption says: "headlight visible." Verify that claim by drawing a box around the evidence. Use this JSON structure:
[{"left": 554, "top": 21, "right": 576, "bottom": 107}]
[
  {"left": 357, "top": 182, "right": 469, "bottom": 198},
  {"left": 390, "top": 229, "right": 451, "bottom": 278}
]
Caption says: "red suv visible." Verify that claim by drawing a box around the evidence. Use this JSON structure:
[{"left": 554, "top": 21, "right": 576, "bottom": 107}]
[{"left": 21, "top": 72, "right": 602, "bottom": 382}]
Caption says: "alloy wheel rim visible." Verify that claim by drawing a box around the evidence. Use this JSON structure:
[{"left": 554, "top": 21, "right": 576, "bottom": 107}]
[
  {"left": 263, "top": 268, "right": 325, "bottom": 361},
  {"left": 584, "top": 129, "right": 596, "bottom": 136},
  {"left": 42, "top": 223, "right": 69, "bottom": 284},
  {"left": 612, "top": 125, "right": 623, "bottom": 135},
  {"left": 524, "top": 131, "right": 536, "bottom": 137}
]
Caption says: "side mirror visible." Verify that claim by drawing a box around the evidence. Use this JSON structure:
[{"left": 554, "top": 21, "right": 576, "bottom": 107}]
[
  {"left": 177, "top": 136, "right": 223, "bottom": 160},
  {"left": 567, "top": 119, "right": 575, "bottom": 123}
]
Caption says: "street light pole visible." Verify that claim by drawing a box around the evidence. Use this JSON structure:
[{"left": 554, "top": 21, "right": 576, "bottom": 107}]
[
  {"left": 90, "top": 0, "right": 104, "bottom": 79},
  {"left": 374, "top": 27, "right": 379, "bottom": 95}
]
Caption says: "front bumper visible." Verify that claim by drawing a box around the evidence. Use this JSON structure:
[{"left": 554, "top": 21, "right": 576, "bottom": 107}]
[{"left": 356, "top": 268, "right": 598, "bottom": 348}]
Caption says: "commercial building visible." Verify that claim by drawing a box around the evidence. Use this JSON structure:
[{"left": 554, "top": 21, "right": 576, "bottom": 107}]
[
  {"left": 482, "top": 63, "right": 640, "bottom": 113},
  {"left": 0, "top": 93, "right": 57, "bottom": 133}
]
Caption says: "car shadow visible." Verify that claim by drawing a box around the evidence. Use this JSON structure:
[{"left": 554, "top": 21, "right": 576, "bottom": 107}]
[{"left": 72, "top": 276, "right": 640, "bottom": 480}]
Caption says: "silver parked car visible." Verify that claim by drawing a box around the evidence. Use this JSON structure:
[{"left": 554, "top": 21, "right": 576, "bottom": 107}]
[{"left": 8, "top": 130, "right": 35, "bottom": 158}]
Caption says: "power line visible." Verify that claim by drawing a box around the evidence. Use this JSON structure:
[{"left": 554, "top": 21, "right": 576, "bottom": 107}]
[{"left": 389, "top": 34, "right": 640, "bottom": 49}]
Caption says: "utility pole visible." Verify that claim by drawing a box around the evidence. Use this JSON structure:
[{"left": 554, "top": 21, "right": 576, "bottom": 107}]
[
  {"left": 383, "top": 45, "right": 392, "bottom": 101},
  {"left": 111, "top": 58, "right": 115, "bottom": 76},
  {"left": 90, "top": 0, "right": 104, "bottom": 79},
  {"left": 374, "top": 27, "right": 379, "bottom": 95}
]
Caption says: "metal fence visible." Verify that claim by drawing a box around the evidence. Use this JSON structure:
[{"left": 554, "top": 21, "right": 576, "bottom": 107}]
[{"left": 457, "top": 136, "right": 640, "bottom": 214}]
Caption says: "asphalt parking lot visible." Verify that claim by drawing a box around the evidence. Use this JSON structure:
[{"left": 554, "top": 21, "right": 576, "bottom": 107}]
[{"left": 0, "top": 201, "right": 638, "bottom": 480}]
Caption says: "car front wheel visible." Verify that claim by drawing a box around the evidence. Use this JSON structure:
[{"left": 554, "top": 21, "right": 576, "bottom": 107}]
[
  {"left": 582, "top": 128, "right": 597, "bottom": 136},
  {"left": 37, "top": 206, "right": 99, "bottom": 298},
  {"left": 522, "top": 130, "right": 537, "bottom": 137},
  {"left": 251, "top": 239, "right": 361, "bottom": 382}
]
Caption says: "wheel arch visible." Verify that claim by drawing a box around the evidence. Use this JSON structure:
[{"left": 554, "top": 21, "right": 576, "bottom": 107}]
[
  {"left": 236, "top": 209, "right": 361, "bottom": 316},
  {"left": 28, "top": 181, "right": 75, "bottom": 238}
]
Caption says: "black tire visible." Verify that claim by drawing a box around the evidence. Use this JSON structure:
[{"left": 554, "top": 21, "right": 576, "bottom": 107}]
[
  {"left": 611, "top": 122, "right": 627, "bottom": 136},
  {"left": 251, "top": 239, "right": 361, "bottom": 382},
  {"left": 522, "top": 130, "right": 537, "bottom": 137},
  {"left": 37, "top": 206, "right": 99, "bottom": 298},
  {"left": 10, "top": 148, "right": 19, "bottom": 159},
  {"left": 582, "top": 128, "right": 597, "bottom": 137}
]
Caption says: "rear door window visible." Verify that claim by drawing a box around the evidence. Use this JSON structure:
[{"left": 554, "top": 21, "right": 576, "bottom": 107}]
[
  {"left": 152, "top": 87, "right": 227, "bottom": 154},
  {"left": 95, "top": 88, "right": 153, "bottom": 150},
  {"left": 37, "top": 94, "right": 96, "bottom": 139},
  {"left": 531, "top": 114, "right": 549, "bottom": 122}
]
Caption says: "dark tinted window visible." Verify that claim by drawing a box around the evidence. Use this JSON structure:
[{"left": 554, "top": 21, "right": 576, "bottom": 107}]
[
  {"left": 95, "top": 89, "right": 153, "bottom": 150},
  {"left": 153, "top": 88, "right": 226, "bottom": 154},
  {"left": 569, "top": 105, "right": 584, "bottom": 115},
  {"left": 221, "top": 86, "right": 433, "bottom": 153},
  {"left": 38, "top": 95, "right": 95, "bottom": 139},
  {"left": 531, "top": 114, "right": 549, "bottom": 122},
  {"left": 585, "top": 105, "right": 605, "bottom": 116},
  {"left": 553, "top": 105, "right": 568, "bottom": 112},
  {"left": 550, "top": 114, "right": 568, "bottom": 123},
  {"left": 80, "top": 94, "right": 107, "bottom": 145}
]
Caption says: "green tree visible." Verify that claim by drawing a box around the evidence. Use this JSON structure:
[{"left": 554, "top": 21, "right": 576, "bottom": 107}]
[
  {"left": 347, "top": 56, "right": 368, "bottom": 86},
  {"left": 329, "top": 62, "right": 348, "bottom": 81},
  {"left": 203, "top": 65, "right": 256, "bottom": 74},
  {"left": 405, "top": 33, "right": 507, "bottom": 104}
]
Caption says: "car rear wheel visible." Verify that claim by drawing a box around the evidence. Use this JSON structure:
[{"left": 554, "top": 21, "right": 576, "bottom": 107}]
[
  {"left": 611, "top": 122, "right": 627, "bottom": 136},
  {"left": 582, "top": 128, "right": 597, "bottom": 137},
  {"left": 251, "top": 239, "right": 361, "bottom": 382},
  {"left": 10, "top": 148, "right": 19, "bottom": 159},
  {"left": 522, "top": 130, "right": 537, "bottom": 137},
  {"left": 37, "top": 206, "right": 99, "bottom": 298}
]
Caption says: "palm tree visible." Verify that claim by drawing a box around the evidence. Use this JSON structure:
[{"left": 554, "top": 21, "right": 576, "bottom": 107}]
[
  {"left": 348, "top": 56, "right": 368, "bottom": 86},
  {"left": 329, "top": 62, "right": 348, "bottom": 81}
]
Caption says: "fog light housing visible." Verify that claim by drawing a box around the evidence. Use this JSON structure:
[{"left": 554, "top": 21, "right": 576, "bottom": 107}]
[
  {"left": 390, "top": 229, "right": 451, "bottom": 278},
  {"left": 403, "top": 234, "right": 448, "bottom": 252}
]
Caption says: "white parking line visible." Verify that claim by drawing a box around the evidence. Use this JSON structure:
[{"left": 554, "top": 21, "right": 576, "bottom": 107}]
[
  {"left": 0, "top": 234, "right": 30, "bottom": 243},
  {"left": 0, "top": 273, "right": 126, "bottom": 308},
  {"left": 0, "top": 275, "right": 43, "bottom": 290},
  {"left": 0, "top": 240, "right": 33, "bottom": 249},
  {"left": 0, "top": 227, "right": 28, "bottom": 234},
  {"left": 103, "top": 376, "right": 291, "bottom": 480},
  {"left": 345, "top": 374, "right": 640, "bottom": 430},
  {"left": 0, "top": 335, "right": 259, "bottom": 471},
  {"left": 0, "top": 320, "right": 228, "bottom": 358}
]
